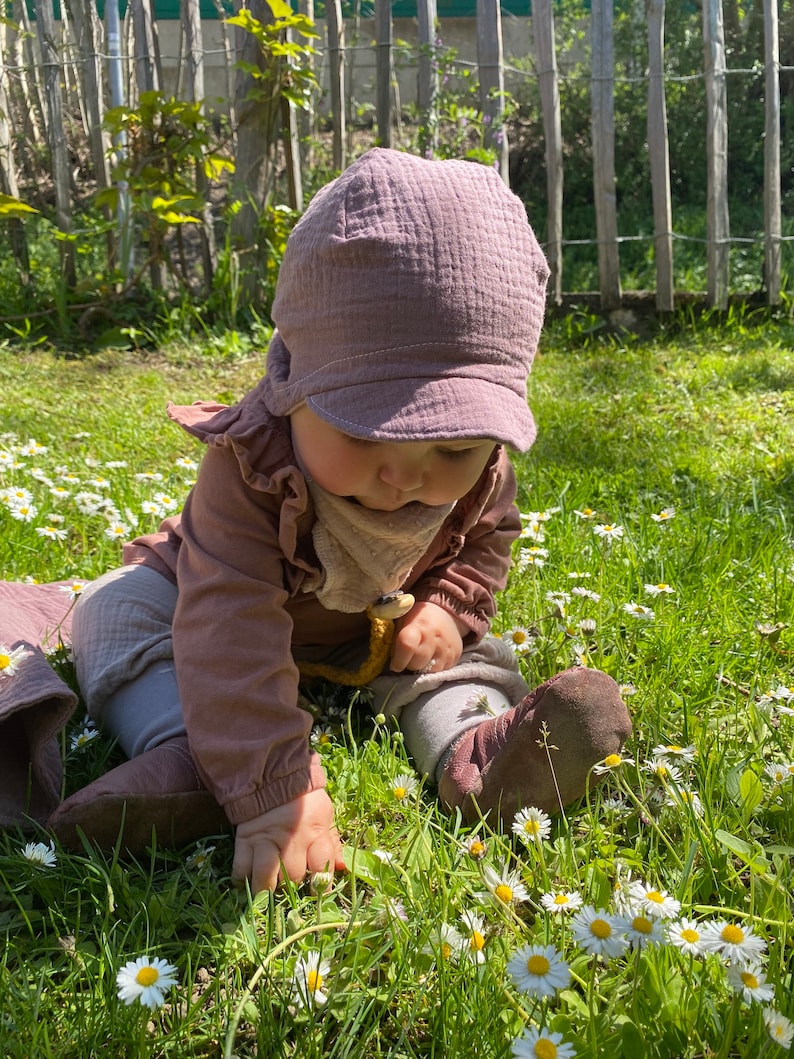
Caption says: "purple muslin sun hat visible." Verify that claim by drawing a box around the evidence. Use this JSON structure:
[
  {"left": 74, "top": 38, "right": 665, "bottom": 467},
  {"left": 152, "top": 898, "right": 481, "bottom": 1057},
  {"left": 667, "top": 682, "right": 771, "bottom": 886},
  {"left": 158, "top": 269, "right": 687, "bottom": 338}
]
[{"left": 262, "top": 148, "right": 549, "bottom": 451}]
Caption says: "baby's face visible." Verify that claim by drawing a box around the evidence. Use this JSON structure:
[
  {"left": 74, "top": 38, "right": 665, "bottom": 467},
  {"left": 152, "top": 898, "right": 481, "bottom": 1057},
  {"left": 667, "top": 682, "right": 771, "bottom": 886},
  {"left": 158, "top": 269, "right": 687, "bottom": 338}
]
[{"left": 290, "top": 406, "right": 496, "bottom": 511}]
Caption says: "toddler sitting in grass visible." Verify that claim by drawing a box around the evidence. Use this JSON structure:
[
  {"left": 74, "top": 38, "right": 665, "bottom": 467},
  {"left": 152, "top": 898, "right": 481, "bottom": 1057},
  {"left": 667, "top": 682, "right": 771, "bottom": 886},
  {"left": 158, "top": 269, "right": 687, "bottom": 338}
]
[{"left": 49, "top": 149, "right": 632, "bottom": 892}]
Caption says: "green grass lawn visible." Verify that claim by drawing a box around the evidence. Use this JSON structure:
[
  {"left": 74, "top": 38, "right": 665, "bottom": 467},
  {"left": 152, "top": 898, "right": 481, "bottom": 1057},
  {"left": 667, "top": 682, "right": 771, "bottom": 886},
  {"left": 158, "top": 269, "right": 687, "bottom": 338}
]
[{"left": 1, "top": 315, "right": 793, "bottom": 1058}]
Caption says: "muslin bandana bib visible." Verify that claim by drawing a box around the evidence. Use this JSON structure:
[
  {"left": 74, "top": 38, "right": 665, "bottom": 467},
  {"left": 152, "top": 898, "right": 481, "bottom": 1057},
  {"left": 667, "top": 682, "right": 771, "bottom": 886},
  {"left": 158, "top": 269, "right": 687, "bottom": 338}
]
[{"left": 303, "top": 479, "right": 454, "bottom": 613}]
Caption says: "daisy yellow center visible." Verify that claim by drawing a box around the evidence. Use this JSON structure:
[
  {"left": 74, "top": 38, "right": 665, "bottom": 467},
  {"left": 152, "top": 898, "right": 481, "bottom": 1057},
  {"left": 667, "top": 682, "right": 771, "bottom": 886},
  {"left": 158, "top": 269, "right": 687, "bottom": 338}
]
[
  {"left": 604, "top": 754, "right": 622, "bottom": 768},
  {"left": 632, "top": 916, "right": 653, "bottom": 935},
  {"left": 317, "top": 733, "right": 331, "bottom": 745},
  {"left": 721, "top": 924, "right": 744, "bottom": 945},
  {"left": 469, "top": 841, "right": 485, "bottom": 857},
  {"left": 0, "top": 654, "right": 11, "bottom": 670},
  {"left": 681, "top": 928, "right": 699, "bottom": 944},
  {"left": 527, "top": 955, "right": 551, "bottom": 975},
  {"left": 441, "top": 943, "right": 452, "bottom": 960},
  {"left": 667, "top": 745, "right": 682, "bottom": 753},
  {"left": 740, "top": 971, "right": 758, "bottom": 989},
  {"left": 646, "top": 891, "right": 664, "bottom": 904},
  {"left": 394, "top": 787, "right": 407, "bottom": 800},
  {"left": 494, "top": 884, "right": 513, "bottom": 903},
  {"left": 469, "top": 932, "right": 485, "bottom": 952},
  {"left": 524, "top": 820, "right": 541, "bottom": 835},
  {"left": 307, "top": 970, "right": 323, "bottom": 993},
  {"left": 512, "top": 631, "right": 527, "bottom": 644},
  {"left": 553, "top": 895, "right": 569, "bottom": 906},
  {"left": 591, "top": 918, "right": 612, "bottom": 939},
  {"left": 534, "top": 1040, "right": 558, "bottom": 1059},
  {"left": 135, "top": 966, "right": 160, "bottom": 987}
]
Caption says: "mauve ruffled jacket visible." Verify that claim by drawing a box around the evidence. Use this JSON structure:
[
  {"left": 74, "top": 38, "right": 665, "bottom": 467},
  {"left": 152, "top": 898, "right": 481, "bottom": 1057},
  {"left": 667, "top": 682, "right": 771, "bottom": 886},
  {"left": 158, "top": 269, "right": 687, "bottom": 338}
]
[{"left": 122, "top": 376, "right": 522, "bottom": 825}]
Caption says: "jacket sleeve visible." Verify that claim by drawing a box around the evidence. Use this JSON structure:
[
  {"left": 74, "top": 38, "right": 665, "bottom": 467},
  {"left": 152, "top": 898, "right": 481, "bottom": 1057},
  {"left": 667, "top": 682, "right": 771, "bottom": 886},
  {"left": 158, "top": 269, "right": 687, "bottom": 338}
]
[
  {"left": 171, "top": 440, "right": 326, "bottom": 825},
  {"left": 409, "top": 449, "right": 521, "bottom": 641}
]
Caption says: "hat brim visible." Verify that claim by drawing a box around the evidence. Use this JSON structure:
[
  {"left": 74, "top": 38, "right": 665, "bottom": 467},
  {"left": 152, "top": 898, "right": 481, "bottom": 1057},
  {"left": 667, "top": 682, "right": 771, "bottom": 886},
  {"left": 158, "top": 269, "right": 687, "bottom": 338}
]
[{"left": 305, "top": 375, "right": 536, "bottom": 452}]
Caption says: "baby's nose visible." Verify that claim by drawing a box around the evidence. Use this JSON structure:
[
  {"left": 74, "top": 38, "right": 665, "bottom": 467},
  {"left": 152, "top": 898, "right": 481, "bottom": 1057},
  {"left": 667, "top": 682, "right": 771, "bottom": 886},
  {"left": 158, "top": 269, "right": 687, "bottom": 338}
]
[{"left": 379, "top": 457, "right": 425, "bottom": 491}]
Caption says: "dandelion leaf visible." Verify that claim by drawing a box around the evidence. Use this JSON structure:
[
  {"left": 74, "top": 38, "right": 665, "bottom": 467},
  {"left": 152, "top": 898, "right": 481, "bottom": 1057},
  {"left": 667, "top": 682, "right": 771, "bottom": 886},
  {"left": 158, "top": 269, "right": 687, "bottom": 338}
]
[{"left": 619, "top": 1020, "right": 646, "bottom": 1058}]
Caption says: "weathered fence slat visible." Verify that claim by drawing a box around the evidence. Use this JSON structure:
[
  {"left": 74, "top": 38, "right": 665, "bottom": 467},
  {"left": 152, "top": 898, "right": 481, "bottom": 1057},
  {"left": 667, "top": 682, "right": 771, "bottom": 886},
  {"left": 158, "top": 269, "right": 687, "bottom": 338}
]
[
  {"left": 326, "top": 0, "right": 346, "bottom": 171},
  {"left": 375, "top": 0, "right": 393, "bottom": 148},
  {"left": 763, "top": 0, "right": 781, "bottom": 306},
  {"left": 416, "top": 0, "right": 438, "bottom": 155},
  {"left": 476, "top": 0, "right": 507, "bottom": 182},
  {"left": 590, "top": 0, "right": 620, "bottom": 309},
  {"left": 67, "top": 0, "right": 111, "bottom": 198},
  {"left": 181, "top": 0, "right": 217, "bottom": 287},
  {"left": 34, "top": 0, "right": 76, "bottom": 286},
  {"left": 646, "top": 0, "right": 673, "bottom": 312},
  {"left": 533, "top": 0, "right": 563, "bottom": 304},
  {"left": 131, "top": 0, "right": 162, "bottom": 96},
  {"left": 703, "top": 0, "right": 729, "bottom": 309}
]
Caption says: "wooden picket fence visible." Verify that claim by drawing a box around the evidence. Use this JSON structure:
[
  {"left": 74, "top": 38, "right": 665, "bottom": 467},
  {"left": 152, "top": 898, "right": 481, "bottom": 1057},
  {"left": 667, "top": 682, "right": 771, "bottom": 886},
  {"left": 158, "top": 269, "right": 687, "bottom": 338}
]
[{"left": 0, "top": 0, "right": 790, "bottom": 311}]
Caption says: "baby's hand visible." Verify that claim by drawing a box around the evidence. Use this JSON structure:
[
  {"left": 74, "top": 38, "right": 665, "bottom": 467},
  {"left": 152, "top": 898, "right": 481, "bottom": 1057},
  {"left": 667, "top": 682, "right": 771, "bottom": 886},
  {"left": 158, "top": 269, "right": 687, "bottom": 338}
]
[
  {"left": 231, "top": 788, "right": 345, "bottom": 893},
  {"left": 390, "top": 601, "right": 467, "bottom": 674}
]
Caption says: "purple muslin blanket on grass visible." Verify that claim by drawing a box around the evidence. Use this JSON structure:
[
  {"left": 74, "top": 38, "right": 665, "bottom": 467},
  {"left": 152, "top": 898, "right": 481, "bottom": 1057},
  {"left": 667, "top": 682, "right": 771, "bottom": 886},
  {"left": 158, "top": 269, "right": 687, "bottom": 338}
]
[{"left": 0, "top": 582, "right": 79, "bottom": 829}]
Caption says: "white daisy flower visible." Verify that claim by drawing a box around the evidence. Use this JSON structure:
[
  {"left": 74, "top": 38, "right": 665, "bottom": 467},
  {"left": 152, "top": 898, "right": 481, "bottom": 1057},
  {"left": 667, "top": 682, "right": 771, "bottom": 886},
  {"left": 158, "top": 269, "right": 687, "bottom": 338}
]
[
  {"left": 764, "top": 762, "right": 790, "bottom": 786},
  {"left": 22, "top": 840, "right": 57, "bottom": 868},
  {"left": 0, "top": 644, "right": 28, "bottom": 678},
  {"left": 666, "top": 917, "right": 708, "bottom": 956},
  {"left": 507, "top": 944, "right": 571, "bottom": 999},
  {"left": 592, "top": 753, "right": 629, "bottom": 776},
  {"left": 726, "top": 962, "right": 775, "bottom": 1005},
  {"left": 540, "top": 890, "right": 584, "bottom": 914},
  {"left": 59, "top": 581, "right": 87, "bottom": 600},
  {"left": 371, "top": 849, "right": 395, "bottom": 864},
  {"left": 700, "top": 920, "right": 768, "bottom": 963},
  {"left": 665, "top": 787, "right": 704, "bottom": 816},
  {"left": 625, "top": 911, "right": 666, "bottom": 950},
  {"left": 10, "top": 503, "right": 37, "bottom": 522},
  {"left": 763, "top": 1008, "right": 794, "bottom": 1049},
  {"left": 69, "top": 726, "right": 100, "bottom": 751},
  {"left": 651, "top": 507, "right": 676, "bottom": 522},
  {"left": 570, "top": 906, "right": 629, "bottom": 959},
  {"left": 175, "top": 456, "right": 198, "bottom": 470},
  {"left": 501, "top": 627, "right": 535, "bottom": 655},
  {"left": 391, "top": 773, "right": 418, "bottom": 801},
  {"left": 572, "top": 586, "right": 601, "bottom": 602},
  {"left": 424, "top": 923, "right": 464, "bottom": 963},
  {"left": 593, "top": 523, "right": 624, "bottom": 541},
  {"left": 651, "top": 743, "right": 696, "bottom": 763},
  {"left": 574, "top": 507, "right": 597, "bottom": 520},
  {"left": 104, "top": 522, "right": 129, "bottom": 541},
  {"left": 460, "top": 833, "right": 488, "bottom": 861},
  {"left": 292, "top": 950, "right": 331, "bottom": 1008},
  {"left": 153, "top": 491, "right": 178, "bottom": 511},
  {"left": 515, "top": 546, "right": 548, "bottom": 571},
  {"left": 135, "top": 471, "right": 164, "bottom": 482},
  {"left": 185, "top": 843, "right": 216, "bottom": 873},
  {"left": 512, "top": 1025, "right": 575, "bottom": 1059},
  {"left": 459, "top": 910, "right": 488, "bottom": 964},
  {"left": 480, "top": 863, "right": 530, "bottom": 907},
  {"left": 623, "top": 602, "right": 655, "bottom": 620},
  {"left": 512, "top": 806, "right": 552, "bottom": 845},
  {"left": 35, "top": 524, "right": 68, "bottom": 541},
  {"left": 116, "top": 955, "right": 178, "bottom": 1009},
  {"left": 644, "top": 582, "right": 674, "bottom": 596},
  {"left": 643, "top": 759, "right": 684, "bottom": 786},
  {"left": 629, "top": 881, "right": 681, "bottom": 919}
]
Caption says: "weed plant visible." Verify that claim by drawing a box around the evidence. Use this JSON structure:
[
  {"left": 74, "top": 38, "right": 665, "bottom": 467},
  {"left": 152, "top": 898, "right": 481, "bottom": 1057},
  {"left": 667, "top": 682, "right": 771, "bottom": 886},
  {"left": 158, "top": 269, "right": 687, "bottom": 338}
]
[{"left": 1, "top": 316, "right": 793, "bottom": 1057}]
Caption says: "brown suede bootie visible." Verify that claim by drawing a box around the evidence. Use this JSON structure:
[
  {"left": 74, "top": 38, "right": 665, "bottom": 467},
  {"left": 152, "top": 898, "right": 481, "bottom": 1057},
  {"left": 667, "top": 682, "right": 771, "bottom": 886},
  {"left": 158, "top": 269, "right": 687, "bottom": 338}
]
[
  {"left": 438, "top": 667, "right": 632, "bottom": 827},
  {"left": 47, "top": 737, "right": 230, "bottom": 853}
]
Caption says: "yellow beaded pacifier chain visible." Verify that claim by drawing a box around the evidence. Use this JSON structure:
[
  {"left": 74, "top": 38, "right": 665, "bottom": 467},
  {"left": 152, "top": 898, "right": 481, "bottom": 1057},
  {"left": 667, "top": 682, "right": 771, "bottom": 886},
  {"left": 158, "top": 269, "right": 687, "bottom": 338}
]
[{"left": 296, "top": 591, "right": 415, "bottom": 686}]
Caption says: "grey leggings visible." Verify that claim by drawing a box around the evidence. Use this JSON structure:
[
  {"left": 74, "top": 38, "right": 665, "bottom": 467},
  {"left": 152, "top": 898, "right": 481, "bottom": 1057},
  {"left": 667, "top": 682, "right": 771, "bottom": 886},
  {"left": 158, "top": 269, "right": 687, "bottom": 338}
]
[{"left": 72, "top": 565, "right": 529, "bottom": 781}]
